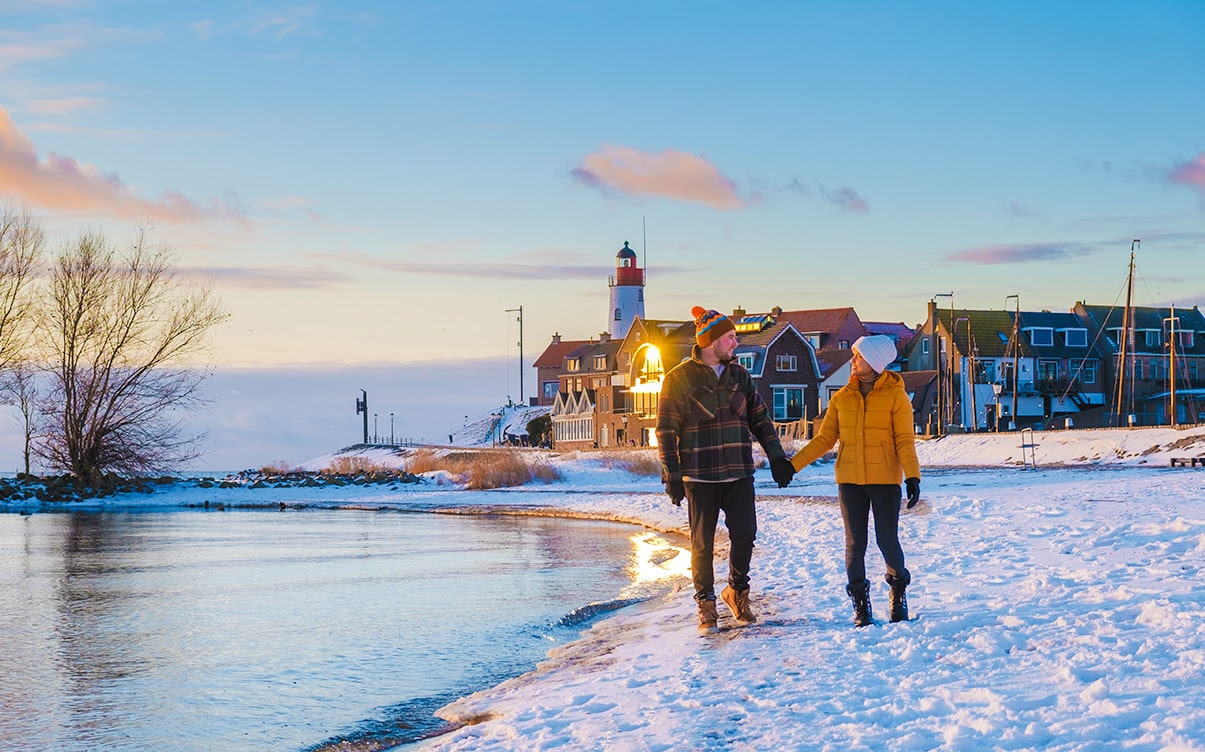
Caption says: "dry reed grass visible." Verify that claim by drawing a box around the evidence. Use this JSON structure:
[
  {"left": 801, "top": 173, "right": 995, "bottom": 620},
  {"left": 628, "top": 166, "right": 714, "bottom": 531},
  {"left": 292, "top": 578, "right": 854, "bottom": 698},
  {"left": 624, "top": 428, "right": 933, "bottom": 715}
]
[
  {"left": 323, "top": 456, "right": 394, "bottom": 475},
  {"left": 405, "top": 448, "right": 561, "bottom": 489},
  {"left": 259, "top": 460, "right": 291, "bottom": 474},
  {"left": 596, "top": 449, "right": 662, "bottom": 477}
]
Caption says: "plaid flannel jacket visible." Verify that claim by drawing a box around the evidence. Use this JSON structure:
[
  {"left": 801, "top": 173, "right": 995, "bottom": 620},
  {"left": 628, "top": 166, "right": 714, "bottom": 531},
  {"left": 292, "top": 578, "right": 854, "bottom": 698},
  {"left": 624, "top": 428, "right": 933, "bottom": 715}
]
[{"left": 656, "top": 349, "right": 786, "bottom": 483}]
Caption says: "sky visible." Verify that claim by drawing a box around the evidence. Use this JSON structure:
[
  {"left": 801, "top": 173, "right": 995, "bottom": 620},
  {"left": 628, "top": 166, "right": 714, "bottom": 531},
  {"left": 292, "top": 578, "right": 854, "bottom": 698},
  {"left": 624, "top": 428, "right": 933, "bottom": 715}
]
[
  {"left": 1, "top": 1, "right": 1204, "bottom": 467},
  {"left": 5, "top": 425, "right": 1205, "bottom": 749}
]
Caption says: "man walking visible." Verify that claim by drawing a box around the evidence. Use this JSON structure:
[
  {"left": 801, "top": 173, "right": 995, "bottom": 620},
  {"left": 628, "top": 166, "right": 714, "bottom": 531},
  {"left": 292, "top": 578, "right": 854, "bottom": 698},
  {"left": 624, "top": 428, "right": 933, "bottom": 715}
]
[{"left": 657, "top": 306, "right": 795, "bottom": 634}]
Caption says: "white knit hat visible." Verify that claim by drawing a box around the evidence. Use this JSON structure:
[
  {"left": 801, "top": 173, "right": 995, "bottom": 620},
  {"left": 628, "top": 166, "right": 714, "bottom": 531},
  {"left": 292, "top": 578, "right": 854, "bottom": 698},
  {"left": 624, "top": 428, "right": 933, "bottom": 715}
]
[{"left": 852, "top": 335, "right": 897, "bottom": 373}]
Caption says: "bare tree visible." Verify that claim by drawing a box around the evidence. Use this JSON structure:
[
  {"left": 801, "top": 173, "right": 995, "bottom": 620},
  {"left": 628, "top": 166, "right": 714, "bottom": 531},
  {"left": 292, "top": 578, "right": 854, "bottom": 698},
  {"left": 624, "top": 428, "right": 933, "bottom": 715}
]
[
  {"left": 36, "top": 228, "right": 227, "bottom": 483},
  {"left": 0, "top": 205, "right": 44, "bottom": 371},
  {"left": 1, "top": 360, "right": 38, "bottom": 476}
]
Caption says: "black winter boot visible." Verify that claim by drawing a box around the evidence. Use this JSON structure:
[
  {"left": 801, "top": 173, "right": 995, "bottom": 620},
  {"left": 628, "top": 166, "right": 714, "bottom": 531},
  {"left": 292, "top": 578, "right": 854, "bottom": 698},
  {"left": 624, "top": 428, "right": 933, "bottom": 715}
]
[
  {"left": 846, "top": 580, "right": 872, "bottom": 627},
  {"left": 886, "top": 571, "right": 910, "bottom": 623}
]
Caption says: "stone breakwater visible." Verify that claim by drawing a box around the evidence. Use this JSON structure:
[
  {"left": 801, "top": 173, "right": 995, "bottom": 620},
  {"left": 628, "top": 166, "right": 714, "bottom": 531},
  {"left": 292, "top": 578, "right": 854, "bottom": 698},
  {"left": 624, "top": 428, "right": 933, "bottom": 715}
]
[{"left": 0, "top": 468, "right": 426, "bottom": 504}]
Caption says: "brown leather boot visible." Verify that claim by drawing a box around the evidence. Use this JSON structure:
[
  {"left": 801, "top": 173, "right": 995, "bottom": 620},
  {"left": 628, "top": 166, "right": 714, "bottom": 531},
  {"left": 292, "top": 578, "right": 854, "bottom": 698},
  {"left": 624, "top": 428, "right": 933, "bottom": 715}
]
[
  {"left": 697, "top": 598, "right": 719, "bottom": 635},
  {"left": 720, "top": 586, "right": 757, "bottom": 625}
]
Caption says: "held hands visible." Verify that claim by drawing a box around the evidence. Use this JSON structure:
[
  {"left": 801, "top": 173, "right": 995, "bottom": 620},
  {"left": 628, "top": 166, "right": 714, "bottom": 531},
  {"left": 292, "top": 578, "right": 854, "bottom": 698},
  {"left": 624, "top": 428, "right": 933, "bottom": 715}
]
[
  {"left": 665, "top": 479, "right": 686, "bottom": 506},
  {"left": 770, "top": 457, "right": 795, "bottom": 488},
  {"left": 905, "top": 477, "right": 921, "bottom": 508}
]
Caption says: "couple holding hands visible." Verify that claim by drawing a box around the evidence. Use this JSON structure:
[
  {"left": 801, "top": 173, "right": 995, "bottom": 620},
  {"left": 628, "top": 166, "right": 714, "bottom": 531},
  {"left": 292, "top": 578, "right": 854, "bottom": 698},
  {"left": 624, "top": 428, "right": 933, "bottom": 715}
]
[{"left": 657, "top": 306, "right": 921, "bottom": 634}]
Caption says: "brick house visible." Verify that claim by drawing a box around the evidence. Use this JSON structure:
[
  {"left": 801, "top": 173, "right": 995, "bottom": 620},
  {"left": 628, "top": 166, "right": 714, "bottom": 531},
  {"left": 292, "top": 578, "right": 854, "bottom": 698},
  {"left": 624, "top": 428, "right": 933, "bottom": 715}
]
[{"left": 1073, "top": 302, "right": 1205, "bottom": 426}]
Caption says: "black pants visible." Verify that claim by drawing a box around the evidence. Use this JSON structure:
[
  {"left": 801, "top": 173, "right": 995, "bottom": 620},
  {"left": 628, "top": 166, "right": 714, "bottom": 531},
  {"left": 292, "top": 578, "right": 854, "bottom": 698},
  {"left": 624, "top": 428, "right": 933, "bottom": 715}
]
[
  {"left": 685, "top": 477, "right": 756, "bottom": 602},
  {"left": 838, "top": 483, "right": 907, "bottom": 585}
]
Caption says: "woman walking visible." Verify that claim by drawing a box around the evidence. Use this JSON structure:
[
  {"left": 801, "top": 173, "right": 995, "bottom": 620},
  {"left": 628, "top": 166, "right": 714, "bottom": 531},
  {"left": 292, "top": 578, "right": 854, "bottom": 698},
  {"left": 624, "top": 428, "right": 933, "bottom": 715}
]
[{"left": 788, "top": 335, "right": 921, "bottom": 626}]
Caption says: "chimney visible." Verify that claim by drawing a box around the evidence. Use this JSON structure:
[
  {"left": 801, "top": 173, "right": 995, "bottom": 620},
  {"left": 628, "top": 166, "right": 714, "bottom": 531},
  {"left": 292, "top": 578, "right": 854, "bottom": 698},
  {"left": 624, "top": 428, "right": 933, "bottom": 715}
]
[
  {"left": 771, "top": 306, "right": 782, "bottom": 317},
  {"left": 732, "top": 306, "right": 746, "bottom": 318},
  {"left": 599, "top": 332, "right": 611, "bottom": 343},
  {"left": 551, "top": 332, "right": 562, "bottom": 345}
]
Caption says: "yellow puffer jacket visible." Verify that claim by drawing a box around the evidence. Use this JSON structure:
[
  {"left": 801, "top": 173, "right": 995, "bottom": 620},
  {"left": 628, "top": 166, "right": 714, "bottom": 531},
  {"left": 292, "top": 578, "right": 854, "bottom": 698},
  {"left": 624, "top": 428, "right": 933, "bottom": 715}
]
[{"left": 790, "top": 370, "right": 921, "bottom": 485}]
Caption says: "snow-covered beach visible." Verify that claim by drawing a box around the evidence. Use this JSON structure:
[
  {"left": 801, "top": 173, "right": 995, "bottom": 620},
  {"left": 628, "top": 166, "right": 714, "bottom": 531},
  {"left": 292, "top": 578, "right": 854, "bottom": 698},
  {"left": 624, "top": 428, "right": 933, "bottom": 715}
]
[{"left": 6, "top": 425, "right": 1205, "bottom": 751}]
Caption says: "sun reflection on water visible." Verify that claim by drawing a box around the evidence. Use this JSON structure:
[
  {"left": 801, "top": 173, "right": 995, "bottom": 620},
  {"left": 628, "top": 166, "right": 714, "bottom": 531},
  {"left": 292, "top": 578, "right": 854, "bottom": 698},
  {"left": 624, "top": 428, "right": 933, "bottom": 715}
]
[{"left": 628, "top": 532, "right": 690, "bottom": 584}]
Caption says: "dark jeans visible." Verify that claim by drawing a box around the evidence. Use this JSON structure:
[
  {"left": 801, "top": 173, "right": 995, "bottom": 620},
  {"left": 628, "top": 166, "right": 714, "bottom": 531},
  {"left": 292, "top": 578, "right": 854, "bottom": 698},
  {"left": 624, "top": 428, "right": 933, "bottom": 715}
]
[
  {"left": 838, "top": 483, "right": 907, "bottom": 586},
  {"left": 685, "top": 477, "right": 757, "bottom": 602}
]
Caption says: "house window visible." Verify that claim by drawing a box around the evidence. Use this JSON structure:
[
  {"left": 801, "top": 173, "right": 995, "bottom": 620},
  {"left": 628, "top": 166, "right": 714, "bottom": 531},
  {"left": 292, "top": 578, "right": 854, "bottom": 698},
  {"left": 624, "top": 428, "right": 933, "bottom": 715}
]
[
  {"left": 736, "top": 353, "right": 755, "bottom": 370},
  {"left": 839, "top": 340, "right": 849, "bottom": 350},
  {"left": 806, "top": 335, "right": 821, "bottom": 350},
  {"left": 614, "top": 308, "right": 622, "bottom": 321},
  {"left": 566, "top": 358, "right": 580, "bottom": 372},
  {"left": 776, "top": 355, "right": 797, "bottom": 372},
  {"left": 1145, "top": 330, "right": 1161, "bottom": 348},
  {"left": 543, "top": 381, "right": 558, "bottom": 400},
  {"left": 921, "top": 339, "right": 930, "bottom": 354},
  {"left": 1038, "top": 359, "right": 1059, "bottom": 381},
  {"left": 1134, "top": 359, "right": 1143, "bottom": 380},
  {"left": 975, "top": 360, "right": 996, "bottom": 384},
  {"left": 600, "top": 394, "right": 610, "bottom": 412},
  {"left": 593, "top": 355, "right": 608, "bottom": 370},
  {"left": 1062, "top": 329, "right": 1088, "bottom": 347},
  {"left": 1190, "top": 359, "right": 1199, "bottom": 383},
  {"left": 1180, "top": 330, "right": 1195, "bottom": 348},
  {"left": 773, "top": 387, "right": 805, "bottom": 421},
  {"left": 1028, "top": 328, "right": 1054, "bottom": 347},
  {"left": 1080, "top": 359, "right": 1098, "bottom": 385}
]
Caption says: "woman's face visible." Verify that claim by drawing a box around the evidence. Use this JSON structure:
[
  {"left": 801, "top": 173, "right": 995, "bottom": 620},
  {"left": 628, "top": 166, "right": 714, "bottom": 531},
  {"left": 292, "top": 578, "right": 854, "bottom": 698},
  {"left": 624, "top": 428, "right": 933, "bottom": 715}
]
[{"left": 851, "top": 352, "right": 879, "bottom": 380}]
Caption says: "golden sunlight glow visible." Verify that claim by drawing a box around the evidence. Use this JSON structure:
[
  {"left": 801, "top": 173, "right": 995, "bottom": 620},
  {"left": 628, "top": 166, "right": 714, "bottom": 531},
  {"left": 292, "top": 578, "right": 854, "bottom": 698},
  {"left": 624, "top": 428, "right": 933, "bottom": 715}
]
[{"left": 629, "top": 532, "right": 691, "bottom": 584}]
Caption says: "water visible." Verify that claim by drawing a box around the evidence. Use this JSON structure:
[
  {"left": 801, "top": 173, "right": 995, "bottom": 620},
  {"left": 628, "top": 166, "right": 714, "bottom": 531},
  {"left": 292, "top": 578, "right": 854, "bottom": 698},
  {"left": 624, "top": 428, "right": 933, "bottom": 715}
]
[{"left": 0, "top": 507, "right": 675, "bottom": 751}]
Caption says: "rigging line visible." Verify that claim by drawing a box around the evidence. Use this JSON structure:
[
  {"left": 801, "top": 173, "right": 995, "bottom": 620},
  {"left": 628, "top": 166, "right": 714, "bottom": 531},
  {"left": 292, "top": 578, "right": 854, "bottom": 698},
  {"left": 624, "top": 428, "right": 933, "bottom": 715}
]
[{"left": 1057, "top": 269, "right": 1133, "bottom": 403}]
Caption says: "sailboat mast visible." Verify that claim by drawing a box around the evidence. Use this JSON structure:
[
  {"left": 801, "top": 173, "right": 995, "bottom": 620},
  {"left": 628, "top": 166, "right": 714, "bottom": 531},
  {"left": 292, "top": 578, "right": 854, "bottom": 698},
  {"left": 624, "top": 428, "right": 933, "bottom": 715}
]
[{"left": 1114, "top": 241, "right": 1137, "bottom": 426}]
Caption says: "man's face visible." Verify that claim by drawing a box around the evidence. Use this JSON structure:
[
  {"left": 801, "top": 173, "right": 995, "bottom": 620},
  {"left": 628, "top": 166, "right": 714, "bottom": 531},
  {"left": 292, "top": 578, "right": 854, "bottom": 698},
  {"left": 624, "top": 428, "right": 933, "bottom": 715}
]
[{"left": 712, "top": 330, "right": 740, "bottom": 363}]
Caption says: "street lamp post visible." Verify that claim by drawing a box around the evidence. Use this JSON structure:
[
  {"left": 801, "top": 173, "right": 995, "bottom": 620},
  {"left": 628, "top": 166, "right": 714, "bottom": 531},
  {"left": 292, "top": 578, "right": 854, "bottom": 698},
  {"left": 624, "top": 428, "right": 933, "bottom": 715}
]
[
  {"left": 955, "top": 316, "right": 970, "bottom": 429},
  {"left": 390, "top": 412, "right": 395, "bottom": 444},
  {"left": 1164, "top": 309, "right": 1178, "bottom": 427},
  {"left": 1005, "top": 294, "right": 1020, "bottom": 430},
  {"left": 506, "top": 306, "right": 525, "bottom": 404},
  {"left": 373, "top": 413, "right": 378, "bottom": 444}
]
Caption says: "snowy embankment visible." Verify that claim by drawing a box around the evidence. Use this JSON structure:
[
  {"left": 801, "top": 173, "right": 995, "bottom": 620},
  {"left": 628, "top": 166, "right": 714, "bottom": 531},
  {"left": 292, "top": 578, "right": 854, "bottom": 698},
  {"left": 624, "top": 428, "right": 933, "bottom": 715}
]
[{"left": 386, "top": 426, "right": 1205, "bottom": 751}]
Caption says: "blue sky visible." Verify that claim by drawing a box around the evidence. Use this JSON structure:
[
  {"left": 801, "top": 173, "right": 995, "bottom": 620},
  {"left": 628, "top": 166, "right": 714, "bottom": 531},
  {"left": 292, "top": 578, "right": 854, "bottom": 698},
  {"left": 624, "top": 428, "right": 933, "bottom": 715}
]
[{"left": 1, "top": 1, "right": 1203, "bottom": 466}]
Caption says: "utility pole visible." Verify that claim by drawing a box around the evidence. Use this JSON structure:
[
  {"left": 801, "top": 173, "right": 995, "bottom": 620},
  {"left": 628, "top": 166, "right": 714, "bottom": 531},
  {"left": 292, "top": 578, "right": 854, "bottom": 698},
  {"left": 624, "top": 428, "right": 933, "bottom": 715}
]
[
  {"left": 506, "top": 306, "right": 524, "bottom": 404},
  {"left": 932, "top": 292, "right": 953, "bottom": 435},
  {"left": 956, "top": 316, "right": 970, "bottom": 429},
  {"left": 355, "top": 389, "right": 368, "bottom": 444},
  {"left": 1006, "top": 294, "right": 1020, "bottom": 430},
  {"left": 1165, "top": 306, "right": 1178, "bottom": 427}
]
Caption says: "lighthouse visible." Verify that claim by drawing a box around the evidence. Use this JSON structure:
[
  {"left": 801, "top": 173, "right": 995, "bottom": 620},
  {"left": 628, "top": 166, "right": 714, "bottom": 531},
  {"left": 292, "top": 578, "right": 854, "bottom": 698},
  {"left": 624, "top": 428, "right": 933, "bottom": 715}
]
[{"left": 609, "top": 240, "right": 645, "bottom": 338}]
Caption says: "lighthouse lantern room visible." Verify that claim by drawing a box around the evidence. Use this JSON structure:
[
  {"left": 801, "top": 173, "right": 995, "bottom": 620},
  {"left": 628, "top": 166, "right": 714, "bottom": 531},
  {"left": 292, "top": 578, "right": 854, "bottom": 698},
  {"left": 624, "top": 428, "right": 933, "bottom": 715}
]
[{"left": 609, "top": 241, "right": 645, "bottom": 338}]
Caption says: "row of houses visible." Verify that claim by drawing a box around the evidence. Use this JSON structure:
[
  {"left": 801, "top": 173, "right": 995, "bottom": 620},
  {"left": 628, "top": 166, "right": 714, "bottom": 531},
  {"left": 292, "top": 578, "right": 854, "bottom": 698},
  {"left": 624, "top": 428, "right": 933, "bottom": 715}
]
[
  {"left": 536, "top": 300, "right": 1205, "bottom": 451},
  {"left": 529, "top": 243, "right": 1204, "bottom": 450}
]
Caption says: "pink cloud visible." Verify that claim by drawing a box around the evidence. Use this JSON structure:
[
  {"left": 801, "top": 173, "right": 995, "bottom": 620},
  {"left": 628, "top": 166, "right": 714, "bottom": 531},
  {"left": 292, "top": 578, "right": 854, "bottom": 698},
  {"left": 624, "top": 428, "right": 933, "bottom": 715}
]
[
  {"left": 1169, "top": 153, "right": 1205, "bottom": 192},
  {"left": 0, "top": 106, "right": 246, "bottom": 225},
  {"left": 572, "top": 145, "right": 745, "bottom": 209}
]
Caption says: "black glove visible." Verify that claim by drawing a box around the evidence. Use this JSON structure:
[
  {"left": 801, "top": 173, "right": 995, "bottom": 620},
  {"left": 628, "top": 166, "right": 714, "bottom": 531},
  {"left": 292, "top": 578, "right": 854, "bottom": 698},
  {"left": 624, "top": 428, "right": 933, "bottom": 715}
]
[
  {"left": 905, "top": 477, "right": 921, "bottom": 508},
  {"left": 665, "top": 479, "right": 686, "bottom": 506},
  {"left": 770, "top": 457, "right": 795, "bottom": 488}
]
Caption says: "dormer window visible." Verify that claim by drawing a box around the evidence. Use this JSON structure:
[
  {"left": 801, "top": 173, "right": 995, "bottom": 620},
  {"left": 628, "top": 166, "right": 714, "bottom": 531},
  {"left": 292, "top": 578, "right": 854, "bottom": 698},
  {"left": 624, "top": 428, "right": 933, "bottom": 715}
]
[
  {"left": 1026, "top": 328, "right": 1054, "bottom": 347},
  {"left": 1061, "top": 328, "right": 1088, "bottom": 347},
  {"left": 566, "top": 357, "right": 580, "bottom": 372}
]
